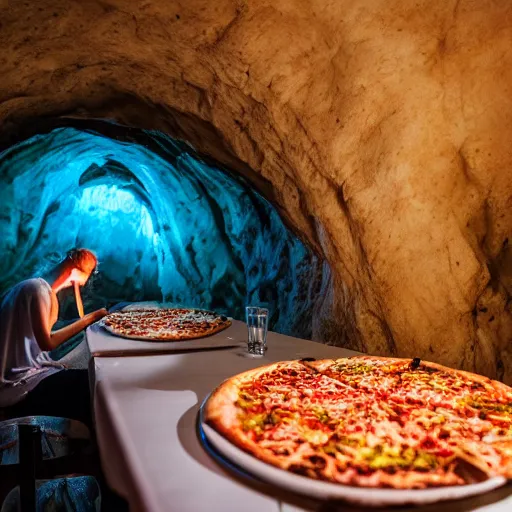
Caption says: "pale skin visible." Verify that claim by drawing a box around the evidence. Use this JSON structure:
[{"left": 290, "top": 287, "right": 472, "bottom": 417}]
[
  {"left": 73, "top": 281, "right": 84, "bottom": 318},
  {"left": 33, "top": 262, "right": 107, "bottom": 351}
]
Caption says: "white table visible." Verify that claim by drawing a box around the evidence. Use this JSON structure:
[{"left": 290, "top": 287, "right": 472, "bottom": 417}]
[{"left": 87, "top": 329, "right": 512, "bottom": 512}]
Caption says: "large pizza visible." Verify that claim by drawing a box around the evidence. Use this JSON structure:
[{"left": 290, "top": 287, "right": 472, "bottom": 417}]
[
  {"left": 101, "top": 308, "right": 232, "bottom": 341},
  {"left": 204, "top": 356, "right": 512, "bottom": 489}
]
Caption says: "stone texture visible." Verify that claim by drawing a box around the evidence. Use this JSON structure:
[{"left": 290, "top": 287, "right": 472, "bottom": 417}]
[{"left": 0, "top": 1, "right": 511, "bottom": 380}]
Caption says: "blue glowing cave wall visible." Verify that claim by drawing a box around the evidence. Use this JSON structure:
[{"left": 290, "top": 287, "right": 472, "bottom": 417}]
[{"left": 0, "top": 127, "right": 328, "bottom": 337}]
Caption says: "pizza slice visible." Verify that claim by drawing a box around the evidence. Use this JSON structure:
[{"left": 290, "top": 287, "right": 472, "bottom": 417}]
[{"left": 206, "top": 361, "right": 330, "bottom": 464}]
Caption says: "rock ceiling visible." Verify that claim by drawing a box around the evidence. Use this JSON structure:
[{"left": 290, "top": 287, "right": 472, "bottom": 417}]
[{"left": 1, "top": 0, "right": 511, "bottom": 380}]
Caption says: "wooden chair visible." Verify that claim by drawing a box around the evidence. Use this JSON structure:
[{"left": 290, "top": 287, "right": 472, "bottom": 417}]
[
  {"left": 0, "top": 416, "right": 90, "bottom": 466},
  {"left": 0, "top": 418, "right": 100, "bottom": 511}
]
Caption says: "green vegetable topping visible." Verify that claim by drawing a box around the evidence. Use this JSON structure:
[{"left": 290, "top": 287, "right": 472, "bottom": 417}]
[{"left": 241, "top": 413, "right": 269, "bottom": 432}]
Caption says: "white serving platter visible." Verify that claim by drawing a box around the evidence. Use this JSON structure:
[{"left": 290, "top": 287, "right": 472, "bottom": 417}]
[{"left": 198, "top": 398, "right": 507, "bottom": 507}]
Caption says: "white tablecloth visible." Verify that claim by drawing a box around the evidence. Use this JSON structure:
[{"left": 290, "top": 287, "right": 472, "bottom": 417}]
[{"left": 88, "top": 330, "right": 512, "bottom": 512}]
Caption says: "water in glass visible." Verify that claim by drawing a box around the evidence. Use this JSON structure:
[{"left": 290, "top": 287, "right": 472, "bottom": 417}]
[{"left": 246, "top": 307, "right": 268, "bottom": 355}]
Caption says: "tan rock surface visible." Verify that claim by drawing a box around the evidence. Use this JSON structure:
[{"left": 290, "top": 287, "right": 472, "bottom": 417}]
[{"left": 1, "top": 1, "right": 511, "bottom": 380}]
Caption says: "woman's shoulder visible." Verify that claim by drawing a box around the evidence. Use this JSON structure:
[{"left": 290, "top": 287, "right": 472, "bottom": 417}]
[
  {"left": 1, "top": 278, "right": 51, "bottom": 310},
  {"left": 13, "top": 278, "right": 51, "bottom": 295}
]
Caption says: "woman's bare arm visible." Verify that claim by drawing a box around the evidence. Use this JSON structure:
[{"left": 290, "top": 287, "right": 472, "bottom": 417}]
[
  {"left": 33, "top": 301, "right": 107, "bottom": 351},
  {"left": 49, "top": 309, "right": 107, "bottom": 348},
  {"left": 73, "top": 281, "right": 84, "bottom": 318}
]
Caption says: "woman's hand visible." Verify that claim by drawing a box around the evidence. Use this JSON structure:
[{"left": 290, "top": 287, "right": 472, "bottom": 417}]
[{"left": 91, "top": 308, "right": 108, "bottom": 321}]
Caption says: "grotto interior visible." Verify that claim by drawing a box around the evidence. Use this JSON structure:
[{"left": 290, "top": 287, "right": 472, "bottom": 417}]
[{"left": 0, "top": 0, "right": 511, "bottom": 383}]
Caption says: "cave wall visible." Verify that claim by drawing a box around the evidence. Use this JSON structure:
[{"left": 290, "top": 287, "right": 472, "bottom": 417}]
[
  {"left": 0, "top": 1, "right": 511, "bottom": 380},
  {"left": 0, "top": 127, "right": 327, "bottom": 337}
]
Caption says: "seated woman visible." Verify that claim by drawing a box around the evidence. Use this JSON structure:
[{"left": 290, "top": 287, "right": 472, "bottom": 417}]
[{"left": 0, "top": 249, "right": 107, "bottom": 427}]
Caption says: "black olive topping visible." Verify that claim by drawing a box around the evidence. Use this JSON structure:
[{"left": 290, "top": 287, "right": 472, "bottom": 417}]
[{"left": 410, "top": 357, "right": 421, "bottom": 370}]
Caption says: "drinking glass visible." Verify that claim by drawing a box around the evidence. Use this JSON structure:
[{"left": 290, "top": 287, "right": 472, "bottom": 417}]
[{"left": 245, "top": 307, "right": 269, "bottom": 355}]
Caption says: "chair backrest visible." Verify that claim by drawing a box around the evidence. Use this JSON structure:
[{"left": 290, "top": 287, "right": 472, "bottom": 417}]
[
  {"left": 18, "top": 424, "right": 41, "bottom": 512},
  {"left": 0, "top": 417, "right": 90, "bottom": 466}
]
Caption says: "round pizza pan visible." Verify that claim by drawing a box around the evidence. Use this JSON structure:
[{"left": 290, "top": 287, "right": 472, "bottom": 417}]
[{"left": 198, "top": 397, "right": 507, "bottom": 507}]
